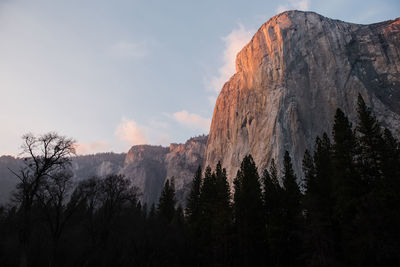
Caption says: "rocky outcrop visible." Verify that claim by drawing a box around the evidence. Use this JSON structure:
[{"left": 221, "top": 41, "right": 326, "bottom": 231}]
[
  {"left": 121, "top": 135, "right": 207, "bottom": 205},
  {"left": 205, "top": 11, "right": 400, "bottom": 182},
  {"left": 165, "top": 136, "right": 208, "bottom": 203},
  {"left": 120, "top": 145, "right": 170, "bottom": 205},
  {"left": 71, "top": 153, "right": 126, "bottom": 181}
]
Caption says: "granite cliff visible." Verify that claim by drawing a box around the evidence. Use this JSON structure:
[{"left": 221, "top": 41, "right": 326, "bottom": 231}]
[
  {"left": 121, "top": 135, "right": 207, "bottom": 204},
  {"left": 205, "top": 11, "right": 400, "bottom": 181}
]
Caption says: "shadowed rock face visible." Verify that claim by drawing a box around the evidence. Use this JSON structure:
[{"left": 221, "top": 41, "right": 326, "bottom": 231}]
[
  {"left": 205, "top": 11, "right": 400, "bottom": 182},
  {"left": 121, "top": 135, "right": 207, "bottom": 205}
]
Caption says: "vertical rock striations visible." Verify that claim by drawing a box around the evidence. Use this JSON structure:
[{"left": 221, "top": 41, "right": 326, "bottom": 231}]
[{"left": 205, "top": 11, "right": 400, "bottom": 182}]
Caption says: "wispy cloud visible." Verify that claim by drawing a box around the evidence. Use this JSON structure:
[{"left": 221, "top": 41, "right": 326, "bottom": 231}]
[
  {"left": 172, "top": 110, "right": 211, "bottom": 132},
  {"left": 110, "top": 40, "right": 149, "bottom": 59},
  {"left": 207, "top": 24, "right": 255, "bottom": 94},
  {"left": 75, "top": 141, "right": 110, "bottom": 155},
  {"left": 115, "top": 118, "right": 148, "bottom": 145},
  {"left": 115, "top": 117, "right": 171, "bottom": 148},
  {"left": 276, "top": 0, "right": 311, "bottom": 13}
]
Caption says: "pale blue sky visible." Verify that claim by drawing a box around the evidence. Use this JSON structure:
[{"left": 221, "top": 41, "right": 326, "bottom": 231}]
[{"left": 0, "top": 0, "right": 399, "bottom": 155}]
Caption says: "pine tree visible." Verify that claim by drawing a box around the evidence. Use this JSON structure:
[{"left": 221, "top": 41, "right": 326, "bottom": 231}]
[
  {"left": 282, "top": 151, "right": 301, "bottom": 219},
  {"left": 185, "top": 166, "right": 202, "bottom": 225},
  {"left": 281, "top": 151, "right": 303, "bottom": 266},
  {"left": 332, "top": 108, "right": 360, "bottom": 209},
  {"left": 382, "top": 128, "right": 400, "bottom": 191},
  {"left": 198, "top": 166, "right": 215, "bottom": 237},
  {"left": 356, "top": 94, "right": 383, "bottom": 187},
  {"left": 184, "top": 166, "right": 203, "bottom": 265},
  {"left": 332, "top": 108, "right": 362, "bottom": 265},
  {"left": 355, "top": 96, "right": 398, "bottom": 266},
  {"left": 173, "top": 204, "right": 184, "bottom": 227},
  {"left": 302, "top": 149, "right": 315, "bottom": 193},
  {"left": 261, "top": 158, "right": 284, "bottom": 265},
  {"left": 148, "top": 203, "right": 156, "bottom": 220},
  {"left": 380, "top": 128, "right": 400, "bottom": 265},
  {"left": 197, "top": 163, "right": 232, "bottom": 266},
  {"left": 213, "top": 162, "right": 233, "bottom": 265},
  {"left": 303, "top": 135, "right": 337, "bottom": 266},
  {"left": 157, "top": 178, "right": 176, "bottom": 224},
  {"left": 233, "top": 155, "right": 265, "bottom": 266}
]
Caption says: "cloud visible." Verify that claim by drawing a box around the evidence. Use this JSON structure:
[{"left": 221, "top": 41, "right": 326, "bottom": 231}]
[
  {"left": 207, "top": 24, "right": 255, "bottom": 94},
  {"left": 115, "top": 118, "right": 148, "bottom": 145},
  {"left": 110, "top": 40, "right": 149, "bottom": 59},
  {"left": 172, "top": 110, "right": 211, "bottom": 131},
  {"left": 115, "top": 117, "right": 171, "bottom": 148},
  {"left": 75, "top": 141, "right": 110, "bottom": 155},
  {"left": 276, "top": 0, "right": 311, "bottom": 13}
]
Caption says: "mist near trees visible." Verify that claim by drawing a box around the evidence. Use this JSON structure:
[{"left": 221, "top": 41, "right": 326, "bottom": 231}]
[{"left": 0, "top": 95, "right": 399, "bottom": 266}]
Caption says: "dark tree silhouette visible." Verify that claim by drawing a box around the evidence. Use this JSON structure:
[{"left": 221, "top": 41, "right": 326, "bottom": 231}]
[
  {"left": 158, "top": 177, "right": 176, "bottom": 224},
  {"left": 262, "top": 158, "right": 285, "bottom": 266},
  {"left": 11, "top": 132, "right": 75, "bottom": 267},
  {"left": 280, "top": 151, "right": 303, "bottom": 266},
  {"left": 36, "top": 170, "right": 81, "bottom": 266},
  {"left": 332, "top": 108, "right": 361, "bottom": 262},
  {"left": 233, "top": 155, "right": 265, "bottom": 266},
  {"left": 302, "top": 134, "right": 337, "bottom": 266},
  {"left": 185, "top": 166, "right": 202, "bottom": 226}
]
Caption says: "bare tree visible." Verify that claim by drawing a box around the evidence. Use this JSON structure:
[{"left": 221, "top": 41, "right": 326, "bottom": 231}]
[
  {"left": 73, "top": 176, "right": 102, "bottom": 245},
  {"left": 11, "top": 132, "right": 75, "bottom": 267},
  {"left": 37, "top": 170, "right": 81, "bottom": 266},
  {"left": 97, "top": 174, "right": 139, "bottom": 244},
  {"left": 73, "top": 174, "right": 139, "bottom": 265}
]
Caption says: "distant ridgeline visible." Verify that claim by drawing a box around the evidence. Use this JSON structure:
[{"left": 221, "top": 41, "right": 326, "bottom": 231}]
[
  {"left": 0, "top": 153, "right": 126, "bottom": 203},
  {"left": 0, "top": 135, "right": 208, "bottom": 205}
]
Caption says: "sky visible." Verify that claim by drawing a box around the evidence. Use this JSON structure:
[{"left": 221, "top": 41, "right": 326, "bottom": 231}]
[{"left": 0, "top": 0, "right": 399, "bottom": 156}]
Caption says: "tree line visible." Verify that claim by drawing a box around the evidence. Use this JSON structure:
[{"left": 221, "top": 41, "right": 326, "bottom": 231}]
[{"left": 0, "top": 94, "right": 399, "bottom": 266}]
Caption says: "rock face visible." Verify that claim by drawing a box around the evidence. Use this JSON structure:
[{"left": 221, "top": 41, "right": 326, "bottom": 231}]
[
  {"left": 205, "top": 11, "right": 400, "bottom": 182},
  {"left": 120, "top": 145, "right": 169, "bottom": 205},
  {"left": 121, "top": 135, "right": 207, "bottom": 205},
  {"left": 71, "top": 153, "right": 126, "bottom": 181}
]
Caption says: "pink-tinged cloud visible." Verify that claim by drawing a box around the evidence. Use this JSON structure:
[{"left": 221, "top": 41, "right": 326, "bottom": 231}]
[
  {"left": 115, "top": 118, "right": 148, "bottom": 145},
  {"left": 75, "top": 141, "right": 110, "bottom": 155},
  {"left": 208, "top": 24, "right": 255, "bottom": 94},
  {"left": 172, "top": 110, "right": 211, "bottom": 131}
]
